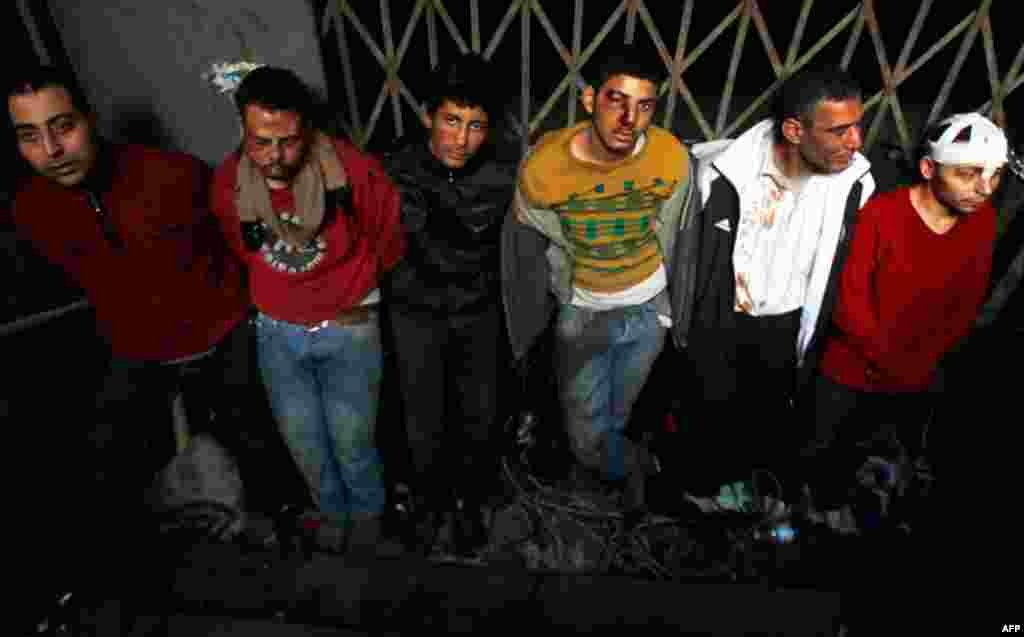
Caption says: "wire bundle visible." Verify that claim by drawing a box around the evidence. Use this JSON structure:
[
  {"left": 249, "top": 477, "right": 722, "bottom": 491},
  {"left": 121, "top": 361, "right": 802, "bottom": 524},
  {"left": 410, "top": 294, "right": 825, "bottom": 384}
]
[{"left": 494, "top": 454, "right": 782, "bottom": 581}]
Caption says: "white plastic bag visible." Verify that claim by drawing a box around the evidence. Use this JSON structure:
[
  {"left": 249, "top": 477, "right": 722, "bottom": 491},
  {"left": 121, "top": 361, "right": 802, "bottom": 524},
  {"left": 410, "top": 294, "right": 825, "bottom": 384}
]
[{"left": 149, "top": 434, "right": 246, "bottom": 540}]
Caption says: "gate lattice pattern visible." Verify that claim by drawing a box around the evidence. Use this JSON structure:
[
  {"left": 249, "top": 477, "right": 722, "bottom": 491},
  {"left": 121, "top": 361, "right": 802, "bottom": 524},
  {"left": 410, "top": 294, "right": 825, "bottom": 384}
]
[{"left": 321, "top": 0, "right": 1021, "bottom": 158}]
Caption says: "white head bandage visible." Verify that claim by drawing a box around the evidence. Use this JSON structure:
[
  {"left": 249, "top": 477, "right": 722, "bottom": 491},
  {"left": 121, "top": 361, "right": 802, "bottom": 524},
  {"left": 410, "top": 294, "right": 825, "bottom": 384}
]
[{"left": 927, "top": 112, "right": 1008, "bottom": 179}]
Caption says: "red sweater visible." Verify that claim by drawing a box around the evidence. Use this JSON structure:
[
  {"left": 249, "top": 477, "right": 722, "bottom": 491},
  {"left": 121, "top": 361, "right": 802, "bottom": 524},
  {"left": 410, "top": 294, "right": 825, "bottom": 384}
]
[
  {"left": 13, "top": 144, "right": 249, "bottom": 362},
  {"left": 820, "top": 187, "right": 994, "bottom": 392},
  {"left": 210, "top": 138, "right": 404, "bottom": 324}
]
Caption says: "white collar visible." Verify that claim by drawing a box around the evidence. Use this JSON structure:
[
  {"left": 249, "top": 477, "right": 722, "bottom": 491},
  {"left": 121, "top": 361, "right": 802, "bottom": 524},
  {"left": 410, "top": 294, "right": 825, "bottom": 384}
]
[{"left": 713, "top": 120, "right": 871, "bottom": 190}]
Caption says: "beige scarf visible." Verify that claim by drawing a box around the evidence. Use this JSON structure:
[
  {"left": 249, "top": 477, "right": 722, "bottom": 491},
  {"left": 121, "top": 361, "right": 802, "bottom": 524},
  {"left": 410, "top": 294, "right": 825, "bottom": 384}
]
[{"left": 235, "top": 135, "right": 348, "bottom": 249}]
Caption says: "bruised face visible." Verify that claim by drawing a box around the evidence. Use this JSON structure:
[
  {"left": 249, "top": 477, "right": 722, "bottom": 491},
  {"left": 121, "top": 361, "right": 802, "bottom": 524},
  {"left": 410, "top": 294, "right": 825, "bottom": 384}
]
[
  {"left": 9, "top": 86, "right": 98, "bottom": 187},
  {"left": 428, "top": 99, "right": 490, "bottom": 170},
  {"left": 582, "top": 74, "right": 658, "bottom": 162},
  {"left": 793, "top": 98, "right": 865, "bottom": 174},
  {"left": 242, "top": 103, "right": 310, "bottom": 188},
  {"left": 924, "top": 160, "right": 1004, "bottom": 214}
]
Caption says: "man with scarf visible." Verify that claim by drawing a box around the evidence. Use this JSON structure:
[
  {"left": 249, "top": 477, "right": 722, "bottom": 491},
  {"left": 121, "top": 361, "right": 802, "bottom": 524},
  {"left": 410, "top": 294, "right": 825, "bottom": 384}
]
[{"left": 210, "top": 66, "right": 404, "bottom": 553}]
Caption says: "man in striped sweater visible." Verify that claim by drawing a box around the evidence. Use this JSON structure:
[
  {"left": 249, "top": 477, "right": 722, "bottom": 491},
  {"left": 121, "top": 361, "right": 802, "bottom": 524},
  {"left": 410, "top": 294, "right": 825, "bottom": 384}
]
[{"left": 505, "top": 47, "right": 699, "bottom": 504}]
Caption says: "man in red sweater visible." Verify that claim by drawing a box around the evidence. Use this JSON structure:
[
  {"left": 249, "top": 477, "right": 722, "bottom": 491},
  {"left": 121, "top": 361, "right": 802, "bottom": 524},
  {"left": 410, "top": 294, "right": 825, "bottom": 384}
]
[
  {"left": 8, "top": 66, "right": 251, "bottom": 489},
  {"left": 807, "top": 112, "right": 1008, "bottom": 522},
  {"left": 210, "top": 67, "right": 404, "bottom": 553}
]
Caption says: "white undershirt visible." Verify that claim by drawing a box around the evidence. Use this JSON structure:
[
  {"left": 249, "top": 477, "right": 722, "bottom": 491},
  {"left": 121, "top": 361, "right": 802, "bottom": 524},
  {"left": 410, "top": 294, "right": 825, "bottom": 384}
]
[{"left": 731, "top": 139, "right": 822, "bottom": 316}]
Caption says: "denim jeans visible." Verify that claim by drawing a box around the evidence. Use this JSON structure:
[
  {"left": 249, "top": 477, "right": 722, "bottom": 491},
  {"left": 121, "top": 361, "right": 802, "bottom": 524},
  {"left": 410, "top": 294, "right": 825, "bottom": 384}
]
[
  {"left": 255, "top": 312, "right": 386, "bottom": 522},
  {"left": 555, "top": 297, "right": 666, "bottom": 480}
]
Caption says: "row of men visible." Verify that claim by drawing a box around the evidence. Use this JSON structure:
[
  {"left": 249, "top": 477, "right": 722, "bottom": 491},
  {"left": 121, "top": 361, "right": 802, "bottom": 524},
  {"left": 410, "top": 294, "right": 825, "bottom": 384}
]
[{"left": 6, "top": 48, "right": 1011, "bottom": 557}]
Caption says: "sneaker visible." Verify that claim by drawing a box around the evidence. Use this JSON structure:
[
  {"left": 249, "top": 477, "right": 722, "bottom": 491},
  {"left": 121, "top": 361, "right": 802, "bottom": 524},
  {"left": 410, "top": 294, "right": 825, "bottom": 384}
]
[
  {"left": 715, "top": 480, "right": 752, "bottom": 512},
  {"left": 685, "top": 480, "right": 789, "bottom": 521},
  {"left": 399, "top": 498, "right": 445, "bottom": 556}
]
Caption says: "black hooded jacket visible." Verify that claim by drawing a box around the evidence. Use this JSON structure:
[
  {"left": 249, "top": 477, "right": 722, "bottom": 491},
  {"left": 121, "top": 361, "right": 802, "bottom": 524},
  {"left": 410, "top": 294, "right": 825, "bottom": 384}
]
[{"left": 382, "top": 138, "right": 517, "bottom": 316}]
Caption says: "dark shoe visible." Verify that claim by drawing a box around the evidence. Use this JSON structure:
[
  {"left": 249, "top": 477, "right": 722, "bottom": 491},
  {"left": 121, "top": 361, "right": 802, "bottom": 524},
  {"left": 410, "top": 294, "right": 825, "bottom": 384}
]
[
  {"left": 452, "top": 501, "right": 489, "bottom": 557},
  {"left": 404, "top": 499, "right": 444, "bottom": 556}
]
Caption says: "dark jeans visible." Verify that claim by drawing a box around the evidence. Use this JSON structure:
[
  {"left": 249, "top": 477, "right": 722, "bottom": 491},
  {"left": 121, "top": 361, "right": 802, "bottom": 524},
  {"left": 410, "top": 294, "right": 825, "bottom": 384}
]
[
  {"left": 674, "top": 309, "right": 802, "bottom": 495},
  {"left": 389, "top": 304, "right": 504, "bottom": 508},
  {"left": 89, "top": 319, "right": 254, "bottom": 518},
  {"left": 803, "top": 373, "right": 931, "bottom": 509}
]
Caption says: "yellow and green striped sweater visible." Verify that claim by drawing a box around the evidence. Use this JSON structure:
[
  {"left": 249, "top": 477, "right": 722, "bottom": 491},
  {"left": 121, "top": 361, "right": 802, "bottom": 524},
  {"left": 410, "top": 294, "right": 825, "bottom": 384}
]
[{"left": 521, "top": 122, "right": 688, "bottom": 294}]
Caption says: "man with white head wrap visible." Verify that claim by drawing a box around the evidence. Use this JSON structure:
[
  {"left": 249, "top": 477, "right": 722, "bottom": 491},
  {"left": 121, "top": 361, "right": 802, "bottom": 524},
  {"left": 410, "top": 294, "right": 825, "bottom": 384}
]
[{"left": 804, "top": 112, "right": 1008, "bottom": 524}]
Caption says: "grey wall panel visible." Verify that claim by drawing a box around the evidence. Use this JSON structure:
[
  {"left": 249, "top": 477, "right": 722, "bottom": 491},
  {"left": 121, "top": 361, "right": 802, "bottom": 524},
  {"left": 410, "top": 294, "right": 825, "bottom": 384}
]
[{"left": 47, "top": 1, "right": 326, "bottom": 165}]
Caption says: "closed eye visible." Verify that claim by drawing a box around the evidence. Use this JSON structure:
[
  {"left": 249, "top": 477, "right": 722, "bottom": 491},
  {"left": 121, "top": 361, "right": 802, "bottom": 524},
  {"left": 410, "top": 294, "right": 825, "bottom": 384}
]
[{"left": 828, "top": 123, "right": 862, "bottom": 136}]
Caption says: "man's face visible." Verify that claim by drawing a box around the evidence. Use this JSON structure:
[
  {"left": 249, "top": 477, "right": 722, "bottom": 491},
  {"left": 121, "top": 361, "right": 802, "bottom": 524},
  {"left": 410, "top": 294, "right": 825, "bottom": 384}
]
[
  {"left": 794, "top": 98, "right": 865, "bottom": 175},
  {"left": 583, "top": 74, "right": 658, "bottom": 161},
  {"left": 926, "top": 160, "right": 1004, "bottom": 214},
  {"left": 242, "top": 104, "right": 310, "bottom": 188},
  {"left": 9, "top": 86, "right": 97, "bottom": 187},
  {"left": 428, "top": 100, "right": 490, "bottom": 170}
]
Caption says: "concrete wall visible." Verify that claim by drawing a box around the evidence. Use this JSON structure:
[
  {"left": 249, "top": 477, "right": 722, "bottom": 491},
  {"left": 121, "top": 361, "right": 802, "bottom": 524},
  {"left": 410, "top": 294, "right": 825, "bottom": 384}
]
[{"left": 46, "top": 0, "right": 326, "bottom": 166}]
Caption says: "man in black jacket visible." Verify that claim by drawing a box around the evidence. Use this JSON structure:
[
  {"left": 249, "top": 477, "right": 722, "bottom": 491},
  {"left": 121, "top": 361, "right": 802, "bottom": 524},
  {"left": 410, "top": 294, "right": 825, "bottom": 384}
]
[
  {"left": 680, "top": 68, "right": 875, "bottom": 501},
  {"left": 382, "top": 54, "right": 516, "bottom": 556}
]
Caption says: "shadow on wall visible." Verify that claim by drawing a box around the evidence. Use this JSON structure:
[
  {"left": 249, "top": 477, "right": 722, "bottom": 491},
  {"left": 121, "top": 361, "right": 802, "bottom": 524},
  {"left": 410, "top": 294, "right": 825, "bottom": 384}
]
[{"left": 111, "top": 106, "right": 172, "bottom": 149}]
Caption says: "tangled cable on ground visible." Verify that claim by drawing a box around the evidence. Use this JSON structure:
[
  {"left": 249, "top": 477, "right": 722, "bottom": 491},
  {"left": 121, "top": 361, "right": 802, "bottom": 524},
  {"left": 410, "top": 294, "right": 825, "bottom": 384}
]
[
  {"left": 494, "top": 447, "right": 786, "bottom": 581},
  {"left": 498, "top": 354, "right": 795, "bottom": 580}
]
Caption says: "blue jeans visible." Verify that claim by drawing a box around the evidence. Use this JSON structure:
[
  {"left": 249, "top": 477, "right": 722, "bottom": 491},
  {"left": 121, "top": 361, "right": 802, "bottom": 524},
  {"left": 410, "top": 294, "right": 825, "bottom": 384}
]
[
  {"left": 255, "top": 312, "right": 385, "bottom": 522},
  {"left": 555, "top": 298, "right": 666, "bottom": 480}
]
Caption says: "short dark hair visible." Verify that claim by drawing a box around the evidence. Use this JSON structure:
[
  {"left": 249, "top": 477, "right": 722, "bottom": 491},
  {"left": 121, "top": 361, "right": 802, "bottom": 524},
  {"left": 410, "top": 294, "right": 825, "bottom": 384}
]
[
  {"left": 773, "top": 67, "right": 862, "bottom": 142},
  {"left": 911, "top": 118, "right": 959, "bottom": 182},
  {"left": 587, "top": 45, "right": 666, "bottom": 93},
  {"left": 425, "top": 53, "right": 501, "bottom": 119},
  {"left": 234, "top": 66, "right": 319, "bottom": 126},
  {"left": 6, "top": 65, "right": 92, "bottom": 115}
]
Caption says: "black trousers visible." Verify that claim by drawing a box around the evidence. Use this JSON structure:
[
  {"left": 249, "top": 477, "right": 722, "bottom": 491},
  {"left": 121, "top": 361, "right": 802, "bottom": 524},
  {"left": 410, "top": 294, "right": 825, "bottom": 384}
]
[
  {"left": 803, "top": 373, "right": 932, "bottom": 509},
  {"left": 88, "top": 319, "right": 257, "bottom": 517},
  {"left": 388, "top": 304, "right": 504, "bottom": 508},
  {"left": 672, "top": 310, "right": 802, "bottom": 496}
]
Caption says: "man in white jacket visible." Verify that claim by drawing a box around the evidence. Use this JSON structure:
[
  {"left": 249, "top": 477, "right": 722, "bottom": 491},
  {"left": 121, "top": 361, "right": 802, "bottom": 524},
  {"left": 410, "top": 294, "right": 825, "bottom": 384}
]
[{"left": 675, "top": 67, "right": 875, "bottom": 502}]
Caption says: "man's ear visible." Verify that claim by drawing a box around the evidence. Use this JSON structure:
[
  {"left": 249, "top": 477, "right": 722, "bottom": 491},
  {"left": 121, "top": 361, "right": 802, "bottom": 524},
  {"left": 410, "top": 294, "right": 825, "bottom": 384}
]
[
  {"left": 781, "top": 116, "right": 803, "bottom": 145},
  {"left": 581, "top": 85, "right": 596, "bottom": 116},
  {"left": 919, "top": 157, "right": 937, "bottom": 180},
  {"left": 420, "top": 106, "right": 432, "bottom": 129}
]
